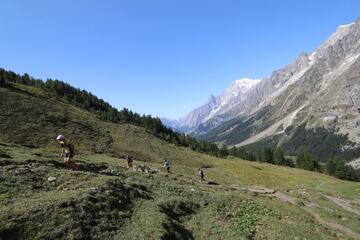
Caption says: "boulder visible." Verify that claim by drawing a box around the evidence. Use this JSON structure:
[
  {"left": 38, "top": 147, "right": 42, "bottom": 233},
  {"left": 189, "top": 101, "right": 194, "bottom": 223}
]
[{"left": 47, "top": 176, "right": 57, "bottom": 182}]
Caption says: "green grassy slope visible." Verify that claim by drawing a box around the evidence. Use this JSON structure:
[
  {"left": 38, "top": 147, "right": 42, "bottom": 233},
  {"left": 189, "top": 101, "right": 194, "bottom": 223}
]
[{"left": 1, "top": 84, "right": 360, "bottom": 239}]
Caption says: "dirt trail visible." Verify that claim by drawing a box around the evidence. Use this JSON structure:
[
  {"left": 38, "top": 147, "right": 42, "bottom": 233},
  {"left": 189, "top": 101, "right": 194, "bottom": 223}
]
[
  {"left": 305, "top": 209, "right": 360, "bottom": 239},
  {"left": 233, "top": 186, "right": 360, "bottom": 239},
  {"left": 233, "top": 186, "right": 298, "bottom": 205},
  {"left": 272, "top": 191, "right": 297, "bottom": 204},
  {"left": 325, "top": 195, "right": 360, "bottom": 215},
  {"left": 1, "top": 159, "right": 125, "bottom": 177},
  {"left": 236, "top": 186, "right": 276, "bottom": 194}
]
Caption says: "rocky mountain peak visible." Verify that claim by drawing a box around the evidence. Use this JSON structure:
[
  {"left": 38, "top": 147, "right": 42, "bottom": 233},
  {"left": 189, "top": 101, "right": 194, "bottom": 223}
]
[
  {"left": 228, "top": 78, "right": 261, "bottom": 96},
  {"left": 206, "top": 94, "right": 217, "bottom": 104}
]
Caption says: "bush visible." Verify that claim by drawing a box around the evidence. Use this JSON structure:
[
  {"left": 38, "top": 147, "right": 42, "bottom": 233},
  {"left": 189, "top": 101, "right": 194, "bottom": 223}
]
[{"left": 233, "top": 201, "right": 272, "bottom": 237}]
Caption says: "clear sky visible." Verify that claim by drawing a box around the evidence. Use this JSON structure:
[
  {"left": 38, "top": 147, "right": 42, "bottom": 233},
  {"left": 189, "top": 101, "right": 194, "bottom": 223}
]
[{"left": 1, "top": 1, "right": 359, "bottom": 119}]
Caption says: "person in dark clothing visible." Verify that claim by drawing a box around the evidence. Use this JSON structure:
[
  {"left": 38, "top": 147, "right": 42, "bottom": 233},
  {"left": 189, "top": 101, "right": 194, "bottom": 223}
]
[
  {"left": 126, "top": 155, "right": 133, "bottom": 170},
  {"left": 198, "top": 168, "right": 205, "bottom": 183},
  {"left": 163, "top": 159, "right": 171, "bottom": 173}
]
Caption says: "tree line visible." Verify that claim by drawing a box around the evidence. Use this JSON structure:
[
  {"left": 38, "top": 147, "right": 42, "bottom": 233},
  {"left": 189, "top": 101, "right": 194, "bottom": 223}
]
[
  {"left": 226, "top": 145, "right": 294, "bottom": 167},
  {"left": 227, "top": 144, "right": 359, "bottom": 182},
  {"left": 0, "top": 68, "right": 225, "bottom": 157}
]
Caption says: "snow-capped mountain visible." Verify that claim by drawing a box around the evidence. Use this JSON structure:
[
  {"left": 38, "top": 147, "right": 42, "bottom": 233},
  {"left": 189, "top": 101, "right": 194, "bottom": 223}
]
[
  {"left": 164, "top": 17, "right": 360, "bottom": 162},
  {"left": 197, "top": 17, "right": 360, "bottom": 162},
  {"left": 161, "top": 78, "right": 260, "bottom": 133}
]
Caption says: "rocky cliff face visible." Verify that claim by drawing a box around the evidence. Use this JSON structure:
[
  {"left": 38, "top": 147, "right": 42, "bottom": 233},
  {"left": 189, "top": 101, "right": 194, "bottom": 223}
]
[{"left": 198, "top": 18, "right": 360, "bottom": 161}]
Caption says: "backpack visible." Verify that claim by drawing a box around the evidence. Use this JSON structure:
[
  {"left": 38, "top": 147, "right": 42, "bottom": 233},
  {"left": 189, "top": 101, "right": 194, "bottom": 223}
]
[{"left": 61, "top": 141, "right": 75, "bottom": 154}]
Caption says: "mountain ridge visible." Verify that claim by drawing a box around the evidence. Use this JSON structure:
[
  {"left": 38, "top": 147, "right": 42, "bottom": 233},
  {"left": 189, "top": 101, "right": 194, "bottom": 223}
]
[{"left": 163, "top": 17, "right": 360, "bottom": 162}]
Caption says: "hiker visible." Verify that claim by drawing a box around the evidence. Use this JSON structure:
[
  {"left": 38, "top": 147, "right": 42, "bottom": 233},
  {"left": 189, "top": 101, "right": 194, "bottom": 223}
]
[
  {"left": 198, "top": 168, "right": 205, "bottom": 183},
  {"left": 126, "top": 155, "right": 133, "bottom": 170},
  {"left": 163, "top": 159, "right": 171, "bottom": 173},
  {"left": 56, "top": 135, "right": 79, "bottom": 171}
]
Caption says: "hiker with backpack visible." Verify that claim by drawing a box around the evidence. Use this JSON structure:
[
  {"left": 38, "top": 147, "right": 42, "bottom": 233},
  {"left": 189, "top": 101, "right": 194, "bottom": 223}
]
[
  {"left": 126, "top": 155, "right": 133, "bottom": 170},
  {"left": 198, "top": 168, "right": 205, "bottom": 183},
  {"left": 56, "top": 135, "right": 79, "bottom": 171},
  {"left": 163, "top": 159, "right": 171, "bottom": 173}
]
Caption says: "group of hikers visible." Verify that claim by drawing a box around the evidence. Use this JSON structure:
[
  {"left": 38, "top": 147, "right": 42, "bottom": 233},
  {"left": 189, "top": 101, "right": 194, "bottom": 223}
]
[
  {"left": 56, "top": 135, "right": 206, "bottom": 183},
  {"left": 125, "top": 155, "right": 205, "bottom": 182}
]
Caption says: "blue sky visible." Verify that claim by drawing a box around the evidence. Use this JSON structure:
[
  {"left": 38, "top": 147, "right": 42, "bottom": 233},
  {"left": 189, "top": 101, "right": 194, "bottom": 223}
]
[{"left": 1, "top": 1, "right": 359, "bottom": 119}]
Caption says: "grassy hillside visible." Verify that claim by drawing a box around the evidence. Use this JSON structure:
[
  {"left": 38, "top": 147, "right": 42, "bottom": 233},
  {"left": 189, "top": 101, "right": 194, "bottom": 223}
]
[{"left": 1, "top": 83, "right": 360, "bottom": 239}]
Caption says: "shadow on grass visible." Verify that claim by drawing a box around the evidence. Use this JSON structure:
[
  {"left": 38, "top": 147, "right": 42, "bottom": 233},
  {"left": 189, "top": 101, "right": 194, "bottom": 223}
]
[
  {"left": 162, "top": 222, "right": 194, "bottom": 240},
  {"left": 160, "top": 201, "right": 199, "bottom": 240},
  {"left": 207, "top": 181, "right": 220, "bottom": 186},
  {"left": 0, "top": 225, "right": 23, "bottom": 240}
]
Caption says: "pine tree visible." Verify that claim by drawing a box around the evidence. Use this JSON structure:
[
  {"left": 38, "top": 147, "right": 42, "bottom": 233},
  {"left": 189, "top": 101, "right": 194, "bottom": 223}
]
[
  {"left": 0, "top": 75, "right": 5, "bottom": 86},
  {"left": 248, "top": 152, "right": 256, "bottom": 161},
  {"left": 325, "top": 157, "right": 338, "bottom": 175},
  {"left": 256, "top": 149, "right": 263, "bottom": 162},
  {"left": 218, "top": 145, "right": 229, "bottom": 158},
  {"left": 325, "top": 156, "right": 358, "bottom": 180},
  {"left": 229, "top": 147, "right": 238, "bottom": 157},
  {"left": 273, "top": 147, "right": 286, "bottom": 165},
  {"left": 262, "top": 147, "right": 274, "bottom": 163},
  {"left": 296, "top": 149, "right": 319, "bottom": 171}
]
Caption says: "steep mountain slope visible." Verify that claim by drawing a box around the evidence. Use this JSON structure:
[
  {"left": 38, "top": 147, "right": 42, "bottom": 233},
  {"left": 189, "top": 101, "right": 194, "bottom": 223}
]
[
  {"left": 198, "top": 18, "right": 360, "bottom": 162},
  {"left": 162, "top": 78, "right": 260, "bottom": 133},
  {"left": 1, "top": 79, "right": 360, "bottom": 239}
]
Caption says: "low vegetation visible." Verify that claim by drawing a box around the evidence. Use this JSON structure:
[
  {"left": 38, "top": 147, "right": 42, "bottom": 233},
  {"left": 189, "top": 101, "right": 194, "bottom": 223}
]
[{"left": 233, "top": 200, "right": 273, "bottom": 238}]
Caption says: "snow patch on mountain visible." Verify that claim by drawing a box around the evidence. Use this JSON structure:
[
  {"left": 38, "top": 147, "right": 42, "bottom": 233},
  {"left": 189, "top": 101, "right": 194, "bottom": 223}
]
[
  {"left": 212, "top": 78, "right": 261, "bottom": 114},
  {"left": 228, "top": 78, "right": 261, "bottom": 96}
]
